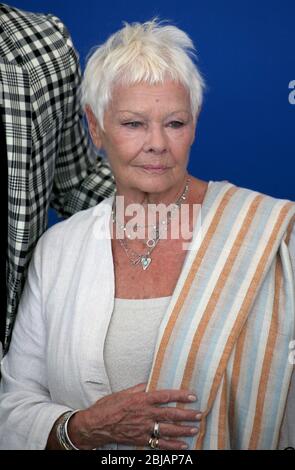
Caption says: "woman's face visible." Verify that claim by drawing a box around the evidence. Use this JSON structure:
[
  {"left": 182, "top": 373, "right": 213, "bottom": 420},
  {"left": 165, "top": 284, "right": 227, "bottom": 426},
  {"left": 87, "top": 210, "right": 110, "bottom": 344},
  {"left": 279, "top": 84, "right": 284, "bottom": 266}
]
[{"left": 88, "top": 80, "right": 196, "bottom": 198}]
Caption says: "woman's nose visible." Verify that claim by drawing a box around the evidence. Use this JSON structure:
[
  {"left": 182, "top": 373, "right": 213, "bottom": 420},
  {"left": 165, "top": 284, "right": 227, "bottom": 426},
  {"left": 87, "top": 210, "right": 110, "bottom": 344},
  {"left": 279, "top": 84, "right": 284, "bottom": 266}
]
[{"left": 143, "top": 125, "right": 167, "bottom": 155}]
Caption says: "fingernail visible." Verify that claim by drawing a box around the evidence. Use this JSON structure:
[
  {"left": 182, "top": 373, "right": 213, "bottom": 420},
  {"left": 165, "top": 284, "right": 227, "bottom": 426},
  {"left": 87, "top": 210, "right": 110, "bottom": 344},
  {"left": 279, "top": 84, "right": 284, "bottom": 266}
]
[
  {"left": 190, "top": 427, "right": 199, "bottom": 435},
  {"left": 195, "top": 413, "right": 202, "bottom": 420},
  {"left": 181, "top": 444, "right": 188, "bottom": 449},
  {"left": 188, "top": 394, "right": 197, "bottom": 401}
]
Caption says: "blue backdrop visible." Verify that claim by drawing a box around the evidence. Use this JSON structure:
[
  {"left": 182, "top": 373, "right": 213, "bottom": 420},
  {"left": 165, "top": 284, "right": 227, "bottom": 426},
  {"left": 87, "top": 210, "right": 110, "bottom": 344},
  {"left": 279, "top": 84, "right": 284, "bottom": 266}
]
[{"left": 9, "top": 0, "right": 295, "bottom": 225}]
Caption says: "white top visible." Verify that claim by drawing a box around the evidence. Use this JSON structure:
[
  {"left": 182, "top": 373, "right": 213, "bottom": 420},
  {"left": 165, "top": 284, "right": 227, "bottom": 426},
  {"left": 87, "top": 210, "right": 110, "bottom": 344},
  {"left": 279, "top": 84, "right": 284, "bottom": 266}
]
[
  {"left": 0, "top": 196, "right": 294, "bottom": 449},
  {"left": 105, "top": 296, "right": 171, "bottom": 393}
]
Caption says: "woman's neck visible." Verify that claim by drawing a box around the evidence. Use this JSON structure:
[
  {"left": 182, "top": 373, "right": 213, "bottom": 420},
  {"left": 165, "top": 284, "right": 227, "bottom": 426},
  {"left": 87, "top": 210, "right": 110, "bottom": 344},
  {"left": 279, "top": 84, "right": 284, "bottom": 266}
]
[
  {"left": 115, "top": 175, "right": 190, "bottom": 206},
  {"left": 115, "top": 176, "right": 207, "bottom": 207}
]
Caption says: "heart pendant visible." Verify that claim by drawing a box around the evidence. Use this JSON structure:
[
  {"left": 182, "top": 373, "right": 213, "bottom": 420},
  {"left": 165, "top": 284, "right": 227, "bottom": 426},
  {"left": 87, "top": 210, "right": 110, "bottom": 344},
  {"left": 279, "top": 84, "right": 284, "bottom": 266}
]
[{"left": 141, "top": 256, "right": 151, "bottom": 270}]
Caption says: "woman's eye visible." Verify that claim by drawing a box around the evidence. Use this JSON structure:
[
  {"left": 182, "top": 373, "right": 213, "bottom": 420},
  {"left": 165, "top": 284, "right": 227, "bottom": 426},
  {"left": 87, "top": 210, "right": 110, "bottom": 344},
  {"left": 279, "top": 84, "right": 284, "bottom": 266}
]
[
  {"left": 122, "top": 121, "right": 143, "bottom": 128},
  {"left": 168, "top": 121, "right": 184, "bottom": 129}
]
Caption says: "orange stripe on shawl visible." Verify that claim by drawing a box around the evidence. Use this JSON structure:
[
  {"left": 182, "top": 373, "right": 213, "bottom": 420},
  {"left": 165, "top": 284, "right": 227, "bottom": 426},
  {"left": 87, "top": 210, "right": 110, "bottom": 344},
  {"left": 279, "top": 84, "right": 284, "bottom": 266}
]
[{"left": 228, "top": 324, "right": 248, "bottom": 439}]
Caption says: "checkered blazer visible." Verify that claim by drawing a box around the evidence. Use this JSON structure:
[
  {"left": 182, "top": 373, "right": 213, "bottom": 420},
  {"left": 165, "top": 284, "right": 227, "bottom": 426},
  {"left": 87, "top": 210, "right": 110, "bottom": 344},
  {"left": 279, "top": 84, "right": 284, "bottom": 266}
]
[{"left": 0, "top": 3, "right": 114, "bottom": 347}]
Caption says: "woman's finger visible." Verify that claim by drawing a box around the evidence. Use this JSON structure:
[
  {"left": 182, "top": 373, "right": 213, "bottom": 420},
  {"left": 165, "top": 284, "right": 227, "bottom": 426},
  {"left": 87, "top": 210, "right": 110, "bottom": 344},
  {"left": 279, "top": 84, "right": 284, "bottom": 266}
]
[
  {"left": 149, "top": 422, "right": 199, "bottom": 438},
  {"left": 150, "top": 405, "right": 202, "bottom": 423},
  {"left": 149, "top": 437, "right": 189, "bottom": 451},
  {"left": 146, "top": 388, "right": 197, "bottom": 405}
]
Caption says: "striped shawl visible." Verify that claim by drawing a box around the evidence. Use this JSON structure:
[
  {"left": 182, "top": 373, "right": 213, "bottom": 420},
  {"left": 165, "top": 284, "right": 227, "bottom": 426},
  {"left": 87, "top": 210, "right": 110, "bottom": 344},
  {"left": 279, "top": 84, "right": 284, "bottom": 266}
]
[{"left": 147, "top": 181, "right": 295, "bottom": 449}]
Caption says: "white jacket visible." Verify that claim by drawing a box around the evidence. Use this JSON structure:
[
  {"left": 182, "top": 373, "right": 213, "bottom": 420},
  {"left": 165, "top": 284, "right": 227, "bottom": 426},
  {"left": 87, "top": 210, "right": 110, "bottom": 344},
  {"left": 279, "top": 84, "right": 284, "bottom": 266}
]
[{"left": 0, "top": 198, "right": 116, "bottom": 449}]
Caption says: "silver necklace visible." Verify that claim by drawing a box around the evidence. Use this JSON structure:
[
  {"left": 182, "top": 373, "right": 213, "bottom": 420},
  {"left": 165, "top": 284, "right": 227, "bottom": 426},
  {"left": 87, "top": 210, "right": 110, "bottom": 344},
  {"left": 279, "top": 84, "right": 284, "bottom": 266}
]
[{"left": 112, "top": 179, "right": 190, "bottom": 271}]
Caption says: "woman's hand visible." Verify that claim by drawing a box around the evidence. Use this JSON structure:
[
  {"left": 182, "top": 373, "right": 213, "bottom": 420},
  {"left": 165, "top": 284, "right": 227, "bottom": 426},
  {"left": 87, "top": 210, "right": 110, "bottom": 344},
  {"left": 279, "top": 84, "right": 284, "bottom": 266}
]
[{"left": 68, "top": 383, "right": 201, "bottom": 450}]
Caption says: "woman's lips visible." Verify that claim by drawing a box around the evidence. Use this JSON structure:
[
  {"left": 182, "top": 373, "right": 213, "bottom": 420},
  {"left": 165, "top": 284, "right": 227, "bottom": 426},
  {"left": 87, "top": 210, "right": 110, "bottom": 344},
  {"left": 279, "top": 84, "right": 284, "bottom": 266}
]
[{"left": 140, "top": 165, "right": 169, "bottom": 174}]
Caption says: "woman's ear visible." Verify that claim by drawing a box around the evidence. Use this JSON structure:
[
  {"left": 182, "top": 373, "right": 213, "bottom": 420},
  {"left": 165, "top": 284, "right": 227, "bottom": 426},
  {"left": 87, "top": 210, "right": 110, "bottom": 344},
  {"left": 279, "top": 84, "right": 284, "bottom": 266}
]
[
  {"left": 190, "top": 121, "right": 197, "bottom": 146},
  {"left": 191, "top": 109, "right": 201, "bottom": 146},
  {"left": 190, "top": 126, "right": 196, "bottom": 146},
  {"left": 85, "top": 105, "right": 102, "bottom": 149}
]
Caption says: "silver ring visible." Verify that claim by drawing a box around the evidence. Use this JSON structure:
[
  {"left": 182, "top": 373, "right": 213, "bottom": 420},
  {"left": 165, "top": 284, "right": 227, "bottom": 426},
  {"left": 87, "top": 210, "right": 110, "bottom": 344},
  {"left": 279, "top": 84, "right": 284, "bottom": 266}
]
[
  {"left": 148, "top": 436, "right": 159, "bottom": 449},
  {"left": 153, "top": 421, "right": 160, "bottom": 438}
]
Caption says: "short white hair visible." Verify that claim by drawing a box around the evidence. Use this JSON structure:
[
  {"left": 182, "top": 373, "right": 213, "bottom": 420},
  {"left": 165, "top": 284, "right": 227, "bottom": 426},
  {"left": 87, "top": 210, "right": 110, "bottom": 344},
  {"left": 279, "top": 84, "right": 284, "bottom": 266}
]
[{"left": 82, "top": 19, "right": 205, "bottom": 129}]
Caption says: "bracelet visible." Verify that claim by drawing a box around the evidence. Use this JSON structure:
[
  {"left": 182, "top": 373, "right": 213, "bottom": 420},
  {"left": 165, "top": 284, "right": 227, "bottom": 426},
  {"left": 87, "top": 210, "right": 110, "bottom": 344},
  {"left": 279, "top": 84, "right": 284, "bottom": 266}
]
[
  {"left": 56, "top": 411, "right": 73, "bottom": 450},
  {"left": 56, "top": 410, "right": 80, "bottom": 450},
  {"left": 64, "top": 410, "right": 81, "bottom": 450}
]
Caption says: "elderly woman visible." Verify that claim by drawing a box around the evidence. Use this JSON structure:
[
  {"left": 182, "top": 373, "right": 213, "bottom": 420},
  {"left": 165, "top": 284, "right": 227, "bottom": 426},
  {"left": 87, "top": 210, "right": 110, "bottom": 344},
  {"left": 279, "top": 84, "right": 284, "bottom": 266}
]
[{"left": 0, "top": 20, "right": 294, "bottom": 451}]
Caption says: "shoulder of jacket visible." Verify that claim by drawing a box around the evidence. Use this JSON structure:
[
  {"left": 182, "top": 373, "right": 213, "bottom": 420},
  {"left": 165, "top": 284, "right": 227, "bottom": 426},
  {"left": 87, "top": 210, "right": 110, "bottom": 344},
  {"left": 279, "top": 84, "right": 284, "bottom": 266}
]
[
  {"left": 0, "top": 4, "right": 54, "bottom": 30},
  {"left": 0, "top": 4, "right": 73, "bottom": 57},
  {"left": 40, "top": 198, "right": 113, "bottom": 250}
]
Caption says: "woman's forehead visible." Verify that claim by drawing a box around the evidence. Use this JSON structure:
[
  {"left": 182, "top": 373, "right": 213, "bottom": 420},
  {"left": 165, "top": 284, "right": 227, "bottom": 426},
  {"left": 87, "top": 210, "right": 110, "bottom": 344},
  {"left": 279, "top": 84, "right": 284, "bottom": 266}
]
[{"left": 109, "top": 81, "right": 191, "bottom": 112}]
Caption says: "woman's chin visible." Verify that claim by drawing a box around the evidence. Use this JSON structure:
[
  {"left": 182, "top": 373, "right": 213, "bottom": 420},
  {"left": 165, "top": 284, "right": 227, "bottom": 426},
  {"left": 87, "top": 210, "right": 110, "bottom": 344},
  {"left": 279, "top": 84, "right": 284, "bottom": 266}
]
[
  {"left": 127, "top": 169, "right": 176, "bottom": 192},
  {"left": 130, "top": 180, "right": 171, "bottom": 195}
]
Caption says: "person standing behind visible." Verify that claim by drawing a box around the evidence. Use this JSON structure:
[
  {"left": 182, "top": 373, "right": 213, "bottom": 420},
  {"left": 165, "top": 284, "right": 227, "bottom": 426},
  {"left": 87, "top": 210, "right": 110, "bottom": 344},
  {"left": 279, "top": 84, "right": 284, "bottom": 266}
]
[{"left": 0, "top": 3, "right": 114, "bottom": 355}]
